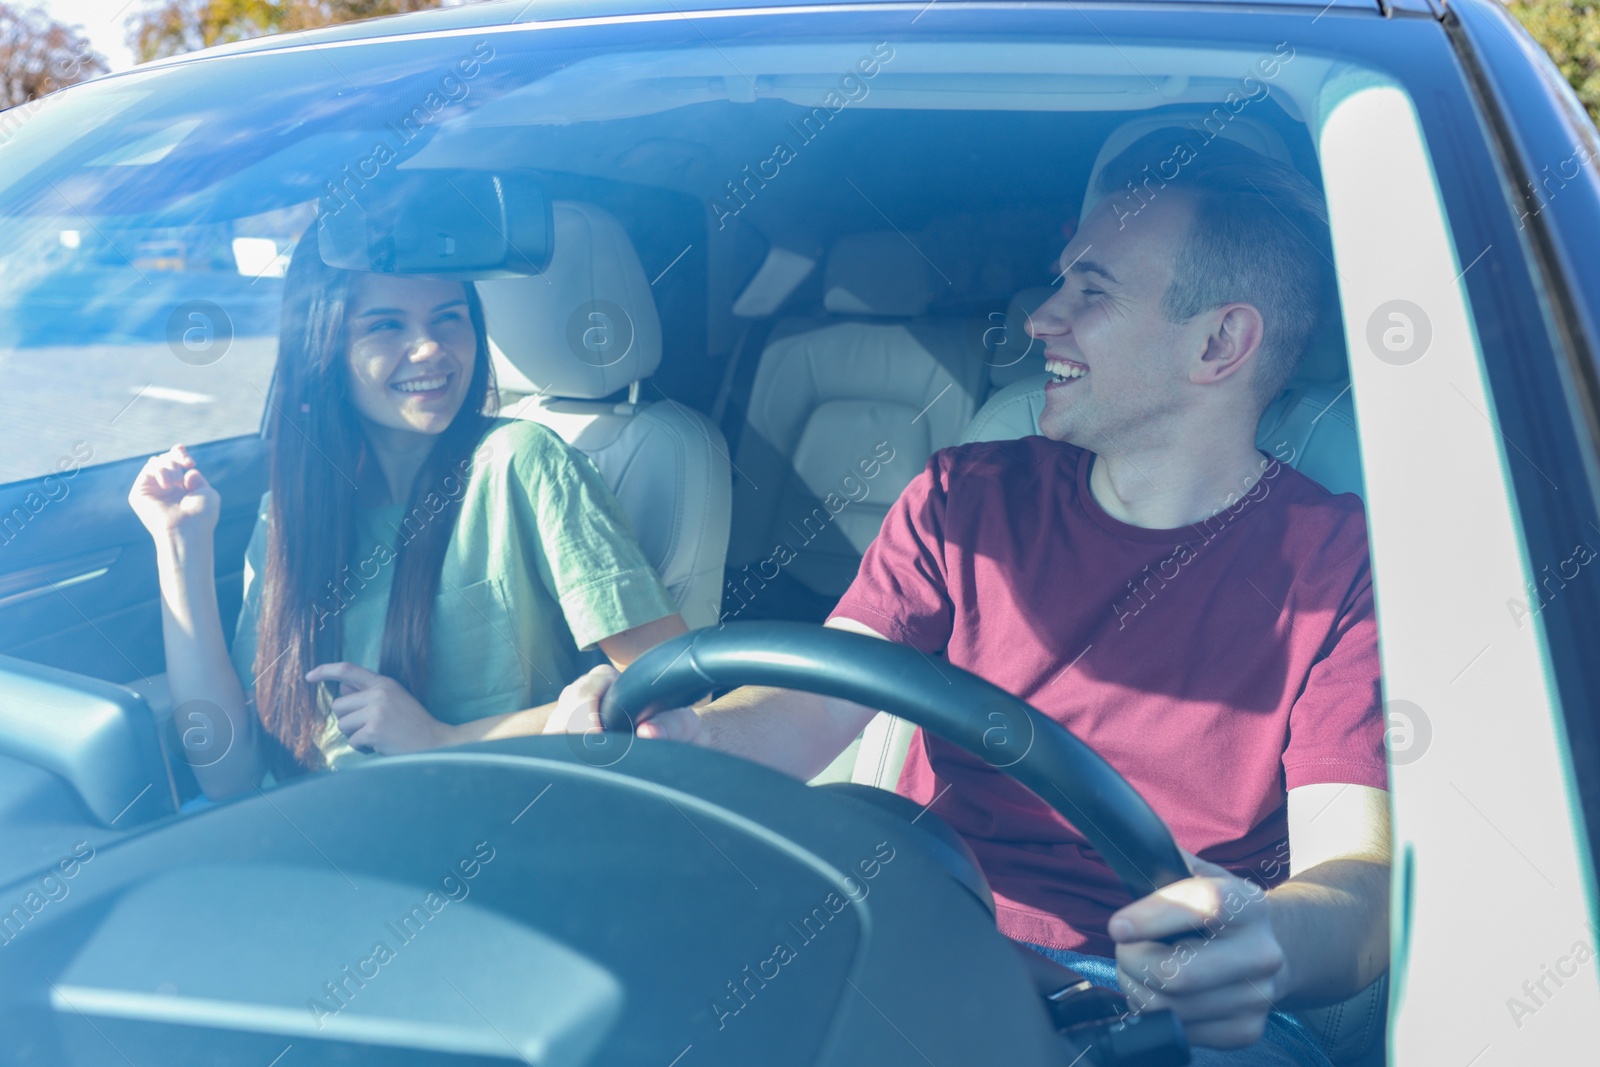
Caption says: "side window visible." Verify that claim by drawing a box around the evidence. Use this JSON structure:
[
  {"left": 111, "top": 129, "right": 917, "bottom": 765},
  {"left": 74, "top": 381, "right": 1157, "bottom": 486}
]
[
  {"left": 0, "top": 203, "right": 313, "bottom": 487},
  {"left": 1318, "top": 75, "right": 1599, "bottom": 1059}
]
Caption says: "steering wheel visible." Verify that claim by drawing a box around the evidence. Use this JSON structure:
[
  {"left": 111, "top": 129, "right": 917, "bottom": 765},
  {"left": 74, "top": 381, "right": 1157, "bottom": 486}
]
[{"left": 601, "top": 621, "right": 1190, "bottom": 898}]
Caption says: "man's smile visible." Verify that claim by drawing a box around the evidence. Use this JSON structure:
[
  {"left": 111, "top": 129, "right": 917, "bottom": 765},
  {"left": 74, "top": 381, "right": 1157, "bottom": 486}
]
[{"left": 1045, "top": 356, "right": 1089, "bottom": 384}]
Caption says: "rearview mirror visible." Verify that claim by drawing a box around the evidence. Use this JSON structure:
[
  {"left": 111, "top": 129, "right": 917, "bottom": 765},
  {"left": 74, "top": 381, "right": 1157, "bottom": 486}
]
[{"left": 317, "top": 169, "right": 552, "bottom": 278}]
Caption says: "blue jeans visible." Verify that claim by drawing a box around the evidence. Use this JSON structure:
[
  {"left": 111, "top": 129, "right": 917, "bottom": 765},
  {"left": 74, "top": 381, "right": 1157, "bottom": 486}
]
[{"left": 1017, "top": 941, "right": 1334, "bottom": 1067}]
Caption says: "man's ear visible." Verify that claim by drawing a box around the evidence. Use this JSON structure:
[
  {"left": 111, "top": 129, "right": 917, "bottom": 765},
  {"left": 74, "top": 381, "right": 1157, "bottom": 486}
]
[{"left": 1191, "top": 302, "right": 1265, "bottom": 385}]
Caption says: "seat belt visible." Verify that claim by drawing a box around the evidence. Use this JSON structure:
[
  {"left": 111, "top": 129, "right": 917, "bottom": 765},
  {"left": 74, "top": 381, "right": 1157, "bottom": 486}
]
[
  {"left": 709, "top": 318, "right": 752, "bottom": 429},
  {"left": 713, "top": 316, "right": 780, "bottom": 459}
]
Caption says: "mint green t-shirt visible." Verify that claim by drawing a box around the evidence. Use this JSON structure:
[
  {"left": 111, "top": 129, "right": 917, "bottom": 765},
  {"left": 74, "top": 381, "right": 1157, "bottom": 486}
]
[{"left": 229, "top": 418, "right": 677, "bottom": 769}]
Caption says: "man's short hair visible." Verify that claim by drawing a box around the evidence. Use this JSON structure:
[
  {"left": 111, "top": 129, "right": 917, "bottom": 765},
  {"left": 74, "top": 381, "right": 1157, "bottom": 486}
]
[{"left": 1093, "top": 127, "right": 1334, "bottom": 408}]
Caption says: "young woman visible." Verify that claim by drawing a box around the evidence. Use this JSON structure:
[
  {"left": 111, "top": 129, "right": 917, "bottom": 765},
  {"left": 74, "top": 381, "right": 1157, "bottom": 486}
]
[{"left": 129, "top": 240, "right": 686, "bottom": 797}]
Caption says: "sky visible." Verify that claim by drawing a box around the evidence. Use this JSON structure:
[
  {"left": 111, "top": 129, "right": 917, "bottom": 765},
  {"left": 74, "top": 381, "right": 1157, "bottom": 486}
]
[{"left": 33, "top": 0, "right": 142, "bottom": 74}]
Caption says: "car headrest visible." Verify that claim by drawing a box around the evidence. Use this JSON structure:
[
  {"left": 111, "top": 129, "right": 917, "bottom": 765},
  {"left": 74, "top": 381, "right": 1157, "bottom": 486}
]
[
  {"left": 823, "top": 230, "right": 934, "bottom": 317},
  {"left": 478, "top": 201, "right": 662, "bottom": 400},
  {"left": 962, "top": 372, "right": 1364, "bottom": 499},
  {"left": 1293, "top": 324, "right": 1349, "bottom": 384},
  {"left": 1080, "top": 113, "right": 1294, "bottom": 224}
]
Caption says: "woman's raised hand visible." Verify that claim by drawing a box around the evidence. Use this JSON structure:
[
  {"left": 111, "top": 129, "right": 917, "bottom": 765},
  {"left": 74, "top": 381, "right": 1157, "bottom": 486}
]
[{"left": 128, "top": 444, "right": 220, "bottom": 542}]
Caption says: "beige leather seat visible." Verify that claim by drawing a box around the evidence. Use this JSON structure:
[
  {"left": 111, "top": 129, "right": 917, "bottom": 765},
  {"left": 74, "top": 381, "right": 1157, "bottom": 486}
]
[
  {"left": 476, "top": 201, "right": 731, "bottom": 630},
  {"left": 725, "top": 231, "right": 986, "bottom": 610}
]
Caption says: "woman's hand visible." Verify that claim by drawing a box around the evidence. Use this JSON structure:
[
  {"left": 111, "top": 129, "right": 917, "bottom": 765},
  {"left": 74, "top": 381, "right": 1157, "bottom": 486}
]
[
  {"left": 542, "top": 663, "right": 705, "bottom": 744},
  {"left": 128, "top": 444, "right": 220, "bottom": 543},
  {"left": 305, "top": 662, "right": 455, "bottom": 755}
]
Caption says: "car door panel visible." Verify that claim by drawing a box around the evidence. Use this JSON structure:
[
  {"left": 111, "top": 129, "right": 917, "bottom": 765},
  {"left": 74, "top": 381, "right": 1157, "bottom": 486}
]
[{"left": 0, "top": 434, "right": 266, "bottom": 684}]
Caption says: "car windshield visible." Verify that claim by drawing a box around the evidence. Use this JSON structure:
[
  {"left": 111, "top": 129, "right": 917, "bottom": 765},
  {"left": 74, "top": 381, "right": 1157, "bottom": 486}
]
[
  {"left": 11, "top": 5, "right": 1600, "bottom": 1065},
  {"left": 0, "top": 25, "right": 1361, "bottom": 480}
]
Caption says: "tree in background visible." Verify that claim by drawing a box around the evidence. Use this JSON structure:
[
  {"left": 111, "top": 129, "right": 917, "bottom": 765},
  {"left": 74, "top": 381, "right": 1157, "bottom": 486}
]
[
  {"left": 131, "top": 0, "right": 443, "bottom": 63},
  {"left": 0, "top": 4, "right": 108, "bottom": 107},
  {"left": 1506, "top": 0, "right": 1600, "bottom": 126}
]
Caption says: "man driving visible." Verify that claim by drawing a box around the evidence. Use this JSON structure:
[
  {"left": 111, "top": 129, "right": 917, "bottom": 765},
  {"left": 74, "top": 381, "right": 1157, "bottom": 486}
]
[{"left": 554, "top": 128, "right": 1390, "bottom": 1064}]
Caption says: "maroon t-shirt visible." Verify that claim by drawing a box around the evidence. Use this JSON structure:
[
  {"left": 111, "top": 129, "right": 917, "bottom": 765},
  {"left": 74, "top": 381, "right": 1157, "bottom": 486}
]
[{"left": 829, "top": 437, "right": 1388, "bottom": 956}]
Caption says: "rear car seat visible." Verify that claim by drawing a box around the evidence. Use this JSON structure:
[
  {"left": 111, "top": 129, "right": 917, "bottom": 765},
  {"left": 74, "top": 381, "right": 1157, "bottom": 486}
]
[
  {"left": 476, "top": 201, "right": 731, "bottom": 630},
  {"left": 724, "top": 230, "right": 986, "bottom": 618}
]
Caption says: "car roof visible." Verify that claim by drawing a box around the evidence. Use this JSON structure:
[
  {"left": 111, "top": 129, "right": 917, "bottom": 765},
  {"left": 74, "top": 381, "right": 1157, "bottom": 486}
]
[{"left": 131, "top": 0, "right": 1389, "bottom": 71}]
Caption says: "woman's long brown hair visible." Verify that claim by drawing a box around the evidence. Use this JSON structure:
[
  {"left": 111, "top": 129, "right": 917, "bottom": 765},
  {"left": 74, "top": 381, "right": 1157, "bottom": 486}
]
[{"left": 252, "top": 238, "right": 497, "bottom": 773}]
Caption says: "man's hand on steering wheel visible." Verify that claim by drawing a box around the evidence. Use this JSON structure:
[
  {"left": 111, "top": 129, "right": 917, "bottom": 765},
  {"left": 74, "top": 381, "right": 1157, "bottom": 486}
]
[
  {"left": 546, "top": 664, "right": 705, "bottom": 744},
  {"left": 1108, "top": 851, "right": 1289, "bottom": 1049}
]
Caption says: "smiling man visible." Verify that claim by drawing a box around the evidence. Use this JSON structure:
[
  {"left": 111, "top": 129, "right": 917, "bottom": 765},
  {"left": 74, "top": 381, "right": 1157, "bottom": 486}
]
[{"left": 555, "top": 128, "right": 1390, "bottom": 1063}]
